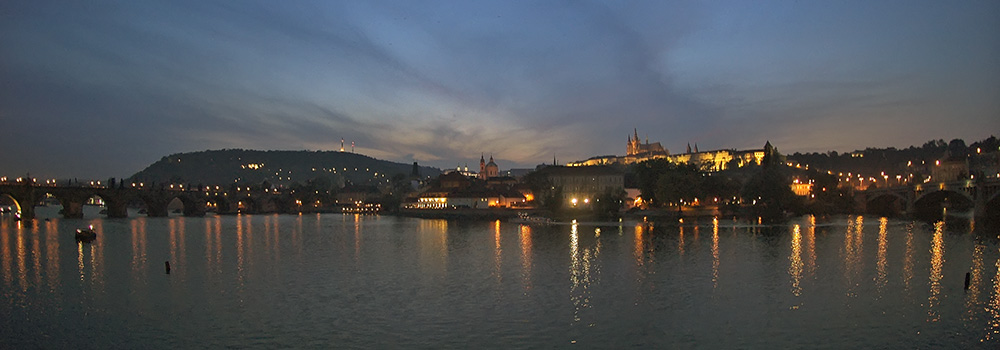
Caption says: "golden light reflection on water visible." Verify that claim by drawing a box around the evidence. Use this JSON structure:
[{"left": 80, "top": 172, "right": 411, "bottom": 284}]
[
  {"left": 902, "top": 223, "right": 915, "bottom": 291},
  {"left": 927, "top": 221, "right": 945, "bottom": 322},
  {"left": 712, "top": 218, "right": 719, "bottom": 289},
  {"left": 494, "top": 222, "right": 502, "bottom": 285},
  {"left": 806, "top": 215, "right": 816, "bottom": 276},
  {"left": 633, "top": 223, "right": 653, "bottom": 288},
  {"left": 16, "top": 224, "right": 27, "bottom": 292},
  {"left": 519, "top": 224, "right": 532, "bottom": 292},
  {"left": 875, "top": 217, "right": 889, "bottom": 294},
  {"left": 168, "top": 218, "right": 178, "bottom": 271},
  {"left": 984, "top": 253, "right": 1000, "bottom": 342},
  {"left": 417, "top": 219, "right": 447, "bottom": 276},
  {"left": 354, "top": 214, "right": 362, "bottom": 265},
  {"left": 965, "top": 240, "right": 985, "bottom": 320},
  {"left": 1, "top": 219, "right": 11, "bottom": 287},
  {"left": 204, "top": 218, "right": 213, "bottom": 272},
  {"left": 678, "top": 225, "right": 685, "bottom": 256},
  {"left": 76, "top": 240, "right": 84, "bottom": 282},
  {"left": 44, "top": 220, "right": 59, "bottom": 293},
  {"left": 569, "top": 220, "right": 601, "bottom": 324},
  {"left": 131, "top": 218, "right": 148, "bottom": 278},
  {"left": 271, "top": 214, "right": 281, "bottom": 263},
  {"left": 843, "top": 216, "right": 864, "bottom": 296},
  {"left": 570, "top": 222, "right": 586, "bottom": 322},
  {"left": 236, "top": 215, "right": 245, "bottom": 285},
  {"left": 789, "top": 224, "right": 803, "bottom": 297},
  {"left": 31, "top": 223, "right": 41, "bottom": 290}
]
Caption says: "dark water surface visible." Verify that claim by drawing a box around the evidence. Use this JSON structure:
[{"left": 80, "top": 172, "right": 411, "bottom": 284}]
[{"left": 2, "top": 210, "right": 999, "bottom": 349}]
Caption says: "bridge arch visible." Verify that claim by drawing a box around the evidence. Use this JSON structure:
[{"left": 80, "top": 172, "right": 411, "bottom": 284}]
[
  {"left": 913, "top": 189, "right": 975, "bottom": 219},
  {"left": 866, "top": 192, "right": 908, "bottom": 217},
  {"left": 982, "top": 192, "right": 1000, "bottom": 225},
  {"left": 0, "top": 193, "right": 23, "bottom": 217},
  {"left": 205, "top": 195, "right": 233, "bottom": 214}
]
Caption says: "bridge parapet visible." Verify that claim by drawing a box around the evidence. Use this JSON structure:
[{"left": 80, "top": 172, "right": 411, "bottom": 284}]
[{"left": 0, "top": 183, "right": 300, "bottom": 221}]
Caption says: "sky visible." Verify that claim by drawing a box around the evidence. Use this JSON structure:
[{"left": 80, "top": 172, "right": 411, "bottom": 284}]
[{"left": 1, "top": 0, "right": 998, "bottom": 179}]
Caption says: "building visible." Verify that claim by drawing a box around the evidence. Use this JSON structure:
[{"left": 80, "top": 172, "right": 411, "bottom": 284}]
[
  {"left": 479, "top": 154, "right": 500, "bottom": 179},
  {"left": 406, "top": 170, "right": 526, "bottom": 209},
  {"left": 568, "top": 129, "right": 769, "bottom": 171},
  {"left": 535, "top": 165, "right": 624, "bottom": 206}
]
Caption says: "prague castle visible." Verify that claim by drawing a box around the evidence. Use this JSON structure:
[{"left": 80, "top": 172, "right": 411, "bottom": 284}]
[{"left": 568, "top": 129, "right": 770, "bottom": 171}]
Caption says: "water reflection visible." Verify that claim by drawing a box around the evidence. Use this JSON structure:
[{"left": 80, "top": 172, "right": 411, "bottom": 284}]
[
  {"left": 876, "top": 217, "right": 889, "bottom": 295},
  {"left": 844, "top": 216, "right": 864, "bottom": 297},
  {"left": 131, "top": 218, "right": 148, "bottom": 279},
  {"left": 2, "top": 219, "right": 12, "bottom": 287},
  {"left": 417, "top": 219, "right": 447, "bottom": 277},
  {"left": 494, "top": 221, "right": 502, "bottom": 284},
  {"left": 353, "top": 214, "right": 361, "bottom": 265},
  {"left": 17, "top": 224, "right": 27, "bottom": 292},
  {"left": 927, "top": 221, "right": 945, "bottom": 322},
  {"left": 569, "top": 221, "right": 592, "bottom": 323},
  {"left": 678, "top": 225, "right": 685, "bottom": 256},
  {"left": 806, "top": 215, "right": 816, "bottom": 276},
  {"left": 903, "top": 223, "right": 915, "bottom": 291},
  {"left": 985, "top": 254, "right": 1000, "bottom": 342},
  {"left": 712, "top": 218, "right": 719, "bottom": 289},
  {"left": 44, "top": 219, "right": 59, "bottom": 293},
  {"left": 519, "top": 224, "right": 532, "bottom": 292},
  {"left": 1, "top": 214, "right": 997, "bottom": 348},
  {"left": 789, "top": 224, "right": 803, "bottom": 297},
  {"left": 966, "top": 240, "right": 985, "bottom": 320}
]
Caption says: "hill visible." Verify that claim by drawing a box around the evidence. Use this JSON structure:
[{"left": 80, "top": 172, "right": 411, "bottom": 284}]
[{"left": 128, "top": 149, "right": 441, "bottom": 188}]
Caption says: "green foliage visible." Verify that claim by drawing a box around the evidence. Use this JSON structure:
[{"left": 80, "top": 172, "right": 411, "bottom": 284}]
[
  {"left": 630, "top": 159, "right": 674, "bottom": 206},
  {"left": 654, "top": 165, "right": 701, "bottom": 205},
  {"left": 741, "top": 168, "right": 801, "bottom": 218},
  {"left": 592, "top": 189, "right": 625, "bottom": 219},
  {"left": 544, "top": 186, "right": 564, "bottom": 212}
]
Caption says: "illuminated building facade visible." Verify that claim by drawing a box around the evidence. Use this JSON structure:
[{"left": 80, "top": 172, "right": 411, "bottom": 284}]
[
  {"left": 535, "top": 166, "right": 624, "bottom": 205},
  {"left": 568, "top": 129, "right": 770, "bottom": 171}
]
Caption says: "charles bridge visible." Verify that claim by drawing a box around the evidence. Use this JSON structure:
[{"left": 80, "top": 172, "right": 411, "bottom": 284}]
[
  {"left": 861, "top": 178, "right": 1000, "bottom": 219},
  {"left": 0, "top": 181, "right": 306, "bottom": 221}
]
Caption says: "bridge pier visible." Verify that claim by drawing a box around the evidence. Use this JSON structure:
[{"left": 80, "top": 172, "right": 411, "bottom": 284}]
[
  {"left": 61, "top": 199, "right": 85, "bottom": 219},
  {"left": 106, "top": 202, "right": 129, "bottom": 218}
]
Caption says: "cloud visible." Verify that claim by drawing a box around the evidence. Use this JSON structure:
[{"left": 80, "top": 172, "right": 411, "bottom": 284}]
[{"left": 0, "top": 0, "right": 997, "bottom": 179}]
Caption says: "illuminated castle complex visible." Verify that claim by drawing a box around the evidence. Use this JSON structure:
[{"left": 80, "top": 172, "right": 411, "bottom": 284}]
[{"left": 569, "top": 129, "right": 771, "bottom": 171}]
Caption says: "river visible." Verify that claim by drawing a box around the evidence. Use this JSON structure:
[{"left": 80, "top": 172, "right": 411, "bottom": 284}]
[{"left": 1, "top": 209, "right": 998, "bottom": 349}]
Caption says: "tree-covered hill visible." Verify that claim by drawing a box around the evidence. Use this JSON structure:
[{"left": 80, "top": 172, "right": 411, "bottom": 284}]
[
  {"left": 785, "top": 136, "right": 998, "bottom": 179},
  {"left": 128, "top": 149, "right": 441, "bottom": 189}
]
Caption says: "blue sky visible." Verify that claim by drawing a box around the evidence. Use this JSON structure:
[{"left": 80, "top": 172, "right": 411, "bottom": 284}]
[{"left": 1, "top": 0, "right": 998, "bottom": 179}]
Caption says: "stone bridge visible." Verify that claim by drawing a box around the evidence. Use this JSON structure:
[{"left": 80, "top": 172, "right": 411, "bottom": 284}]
[
  {"left": 0, "top": 182, "right": 306, "bottom": 221},
  {"left": 861, "top": 178, "right": 1000, "bottom": 220}
]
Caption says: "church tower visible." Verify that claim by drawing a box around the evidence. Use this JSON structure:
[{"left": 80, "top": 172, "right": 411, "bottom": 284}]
[{"left": 479, "top": 154, "right": 486, "bottom": 180}]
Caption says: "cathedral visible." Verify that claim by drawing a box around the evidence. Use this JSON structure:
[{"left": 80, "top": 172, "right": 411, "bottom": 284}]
[
  {"left": 626, "top": 129, "right": 668, "bottom": 157},
  {"left": 568, "top": 129, "right": 772, "bottom": 172},
  {"left": 479, "top": 154, "right": 499, "bottom": 179}
]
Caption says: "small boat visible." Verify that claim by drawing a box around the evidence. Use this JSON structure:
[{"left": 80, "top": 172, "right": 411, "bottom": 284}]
[{"left": 76, "top": 225, "right": 97, "bottom": 241}]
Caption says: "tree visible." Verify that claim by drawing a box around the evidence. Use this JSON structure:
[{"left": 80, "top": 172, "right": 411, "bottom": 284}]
[
  {"left": 654, "top": 165, "right": 702, "bottom": 205},
  {"left": 741, "top": 168, "right": 801, "bottom": 220},
  {"left": 630, "top": 159, "right": 673, "bottom": 206},
  {"left": 592, "top": 189, "right": 625, "bottom": 219}
]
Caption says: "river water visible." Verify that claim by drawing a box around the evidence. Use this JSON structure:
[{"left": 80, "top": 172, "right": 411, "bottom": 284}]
[{"left": 1, "top": 208, "right": 998, "bottom": 349}]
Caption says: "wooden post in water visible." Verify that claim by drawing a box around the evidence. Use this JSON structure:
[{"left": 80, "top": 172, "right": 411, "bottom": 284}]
[
  {"left": 165, "top": 261, "right": 171, "bottom": 274},
  {"left": 965, "top": 272, "right": 971, "bottom": 290}
]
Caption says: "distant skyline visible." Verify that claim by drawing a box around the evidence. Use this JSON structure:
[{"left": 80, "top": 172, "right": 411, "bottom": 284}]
[{"left": 2, "top": 0, "right": 998, "bottom": 179}]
